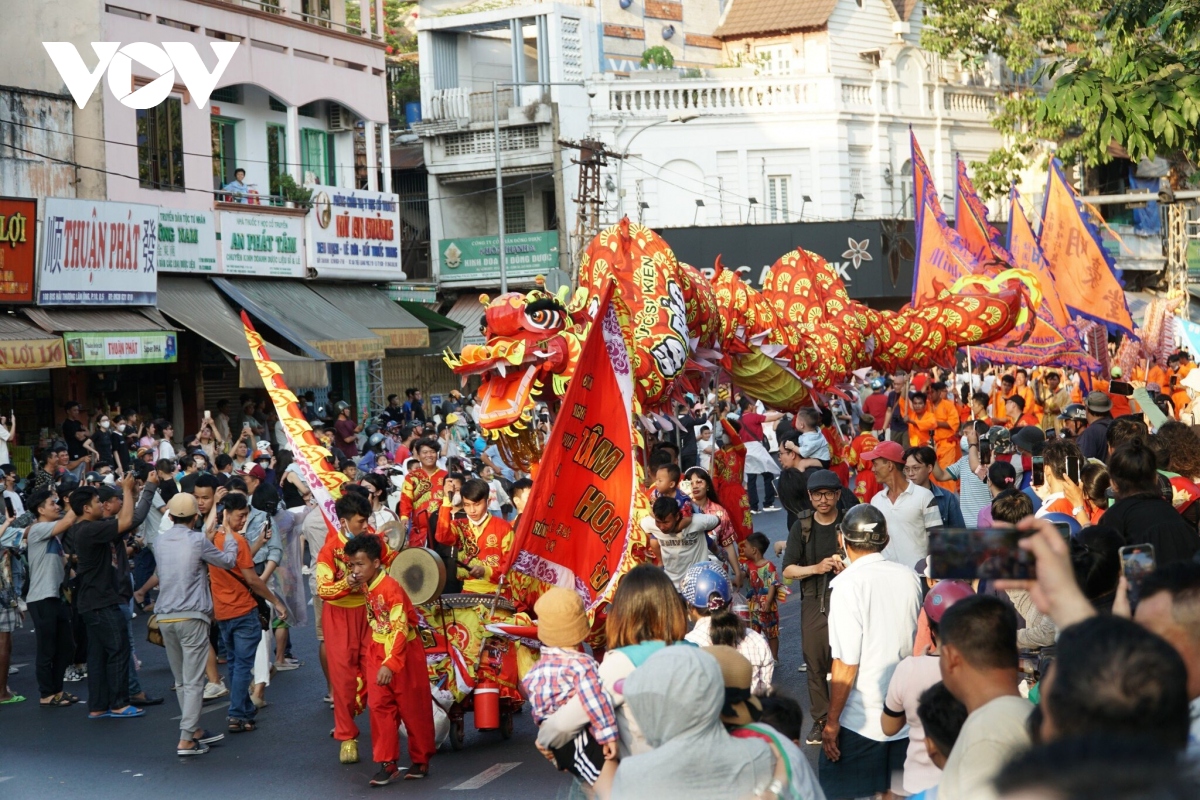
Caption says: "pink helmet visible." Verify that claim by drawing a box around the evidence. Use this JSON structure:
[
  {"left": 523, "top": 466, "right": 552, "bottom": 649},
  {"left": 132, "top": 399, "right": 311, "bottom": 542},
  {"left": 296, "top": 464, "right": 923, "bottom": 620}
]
[{"left": 923, "top": 580, "right": 975, "bottom": 624}]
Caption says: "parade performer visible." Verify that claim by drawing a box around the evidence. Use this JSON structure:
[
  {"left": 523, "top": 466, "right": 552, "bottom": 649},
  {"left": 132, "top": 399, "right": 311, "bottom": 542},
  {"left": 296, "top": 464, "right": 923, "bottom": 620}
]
[
  {"left": 398, "top": 437, "right": 447, "bottom": 549},
  {"left": 343, "top": 535, "right": 435, "bottom": 786},
  {"left": 315, "top": 491, "right": 395, "bottom": 764},
  {"left": 434, "top": 478, "right": 514, "bottom": 594}
]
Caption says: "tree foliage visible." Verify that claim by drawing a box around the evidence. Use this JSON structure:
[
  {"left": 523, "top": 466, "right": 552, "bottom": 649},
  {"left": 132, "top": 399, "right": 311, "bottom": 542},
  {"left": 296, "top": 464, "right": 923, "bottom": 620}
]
[
  {"left": 640, "top": 46, "right": 675, "bottom": 69},
  {"left": 923, "top": 0, "right": 1200, "bottom": 197}
]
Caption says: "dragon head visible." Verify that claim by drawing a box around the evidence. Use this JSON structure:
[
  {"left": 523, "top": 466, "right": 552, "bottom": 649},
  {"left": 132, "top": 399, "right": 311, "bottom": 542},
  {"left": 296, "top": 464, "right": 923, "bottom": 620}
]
[{"left": 445, "top": 287, "right": 582, "bottom": 435}]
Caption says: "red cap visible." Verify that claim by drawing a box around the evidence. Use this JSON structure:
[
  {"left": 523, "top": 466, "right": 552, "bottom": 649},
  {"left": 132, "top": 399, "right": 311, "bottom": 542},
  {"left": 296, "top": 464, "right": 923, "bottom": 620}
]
[
  {"left": 860, "top": 440, "right": 905, "bottom": 465},
  {"left": 239, "top": 463, "right": 267, "bottom": 481}
]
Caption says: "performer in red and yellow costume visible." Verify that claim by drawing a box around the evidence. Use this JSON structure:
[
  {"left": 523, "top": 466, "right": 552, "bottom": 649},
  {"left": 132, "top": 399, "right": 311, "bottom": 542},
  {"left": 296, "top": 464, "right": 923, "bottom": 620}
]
[
  {"left": 434, "top": 478, "right": 515, "bottom": 594},
  {"left": 399, "top": 437, "right": 447, "bottom": 548},
  {"left": 344, "top": 535, "right": 435, "bottom": 786},
  {"left": 316, "top": 491, "right": 395, "bottom": 765}
]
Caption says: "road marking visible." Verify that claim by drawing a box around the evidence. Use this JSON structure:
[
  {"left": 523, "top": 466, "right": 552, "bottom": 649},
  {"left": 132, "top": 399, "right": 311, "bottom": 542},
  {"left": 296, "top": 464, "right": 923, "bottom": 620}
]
[
  {"left": 450, "top": 762, "right": 521, "bottom": 790},
  {"left": 0, "top": 776, "right": 12, "bottom": 783},
  {"left": 170, "top": 704, "right": 227, "bottom": 721}
]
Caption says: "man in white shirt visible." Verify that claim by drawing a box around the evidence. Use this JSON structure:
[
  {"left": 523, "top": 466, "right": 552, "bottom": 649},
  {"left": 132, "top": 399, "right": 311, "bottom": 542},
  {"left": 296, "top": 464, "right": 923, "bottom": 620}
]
[
  {"left": 640, "top": 496, "right": 720, "bottom": 590},
  {"left": 862, "top": 440, "right": 941, "bottom": 571},
  {"left": 0, "top": 411, "right": 12, "bottom": 467},
  {"left": 936, "top": 594, "right": 1032, "bottom": 800},
  {"left": 820, "top": 504, "right": 923, "bottom": 800}
]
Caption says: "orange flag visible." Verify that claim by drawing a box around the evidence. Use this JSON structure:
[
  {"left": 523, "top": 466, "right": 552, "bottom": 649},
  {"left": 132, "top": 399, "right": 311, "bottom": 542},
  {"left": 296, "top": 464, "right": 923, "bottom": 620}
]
[
  {"left": 954, "top": 156, "right": 1009, "bottom": 267},
  {"left": 503, "top": 281, "right": 648, "bottom": 615},
  {"left": 911, "top": 132, "right": 990, "bottom": 305},
  {"left": 1039, "top": 159, "right": 1134, "bottom": 337}
]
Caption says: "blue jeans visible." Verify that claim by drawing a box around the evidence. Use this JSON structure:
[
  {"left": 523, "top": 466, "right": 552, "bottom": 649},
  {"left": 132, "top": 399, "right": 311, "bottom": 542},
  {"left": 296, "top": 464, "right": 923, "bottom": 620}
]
[
  {"left": 119, "top": 601, "right": 142, "bottom": 697},
  {"left": 218, "top": 609, "right": 261, "bottom": 722}
]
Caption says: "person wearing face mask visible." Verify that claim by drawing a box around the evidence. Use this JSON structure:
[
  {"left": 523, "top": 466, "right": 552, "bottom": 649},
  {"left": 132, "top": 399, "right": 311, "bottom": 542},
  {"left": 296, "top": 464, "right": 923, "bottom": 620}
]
[
  {"left": 93, "top": 415, "right": 119, "bottom": 472},
  {"left": 931, "top": 421, "right": 991, "bottom": 526},
  {"left": 433, "top": 478, "right": 514, "bottom": 594}
]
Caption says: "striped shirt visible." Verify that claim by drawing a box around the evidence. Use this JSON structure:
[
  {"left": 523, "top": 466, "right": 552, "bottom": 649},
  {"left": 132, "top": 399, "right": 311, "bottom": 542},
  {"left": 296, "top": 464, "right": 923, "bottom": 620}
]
[{"left": 945, "top": 453, "right": 991, "bottom": 527}]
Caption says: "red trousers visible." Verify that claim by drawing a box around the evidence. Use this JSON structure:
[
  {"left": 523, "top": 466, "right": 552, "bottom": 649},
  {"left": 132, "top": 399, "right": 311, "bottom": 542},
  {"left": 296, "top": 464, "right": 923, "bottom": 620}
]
[
  {"left": 324, "top": 602, "right": 371, "bottom": 741},
  {"left": 367, "top": 635, "right": 437, "bottom": 766}
]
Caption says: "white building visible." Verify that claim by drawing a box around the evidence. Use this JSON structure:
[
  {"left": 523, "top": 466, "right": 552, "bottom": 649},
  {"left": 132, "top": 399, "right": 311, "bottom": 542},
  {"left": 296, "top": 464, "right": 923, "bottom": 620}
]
[{"left": 591, "top": 0, "right": 1007, "bottom": 231}]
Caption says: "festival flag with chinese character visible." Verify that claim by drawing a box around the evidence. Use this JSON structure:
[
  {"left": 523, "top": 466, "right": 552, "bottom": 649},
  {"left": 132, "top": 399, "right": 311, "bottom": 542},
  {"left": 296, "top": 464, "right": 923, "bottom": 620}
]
[
  {"left": 954, "top": 156, "right": 1009, "bottom": 266},
  {"left": 965, "top": 188, "right": 1097, "bottom": 371},
  {"left": 240, "top": 310, "right": 347, "bottom": 538},
  {"left": 1039, "top": 159, "right": 1135, "bottom": 337},
  {"left": 503, "top": 281, "right": 647, "bottom": 615},
  {"left": 911, "top": 132, "right": 995, "bottom": 306}
]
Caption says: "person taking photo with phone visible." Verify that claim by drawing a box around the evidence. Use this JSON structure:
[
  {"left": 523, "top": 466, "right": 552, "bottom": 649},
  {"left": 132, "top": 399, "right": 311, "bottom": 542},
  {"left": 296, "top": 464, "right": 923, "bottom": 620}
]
[{"left": 1032, "top": 439, "right": 1084, "bottom": 518}]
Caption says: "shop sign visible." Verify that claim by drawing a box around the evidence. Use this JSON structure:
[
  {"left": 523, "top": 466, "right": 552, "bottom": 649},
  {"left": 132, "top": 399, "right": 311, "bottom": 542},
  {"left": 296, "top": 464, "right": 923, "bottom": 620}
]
[
  {"left": 306, "top": 184, "right": 403, "bottom": 281},
  {"left": 39, "top": 198, "right": 158, "bottom": 305},
  {"left": 218, "top": 210, "right": 304, "bottom": 278},
  {"left": 437, "top": 231, "right": 559, "bottom": 283},
  {"left": 0, "top": 197, "right": 36, "bottom": 303},
  {"left": 63, "top": 331, "right": 178, "bottom": 366},
  {"left": 157, "top": 207, "right": 218, "bottom": 273},
  {"left": 0, "top": 337, "right": 65, "bottom": 370}
]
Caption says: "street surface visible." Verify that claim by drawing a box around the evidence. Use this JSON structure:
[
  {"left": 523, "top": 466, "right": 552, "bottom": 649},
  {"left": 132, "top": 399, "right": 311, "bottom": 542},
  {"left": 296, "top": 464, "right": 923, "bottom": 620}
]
[{"left": 1, "top": 509, "right": 813, "bottom": 798}]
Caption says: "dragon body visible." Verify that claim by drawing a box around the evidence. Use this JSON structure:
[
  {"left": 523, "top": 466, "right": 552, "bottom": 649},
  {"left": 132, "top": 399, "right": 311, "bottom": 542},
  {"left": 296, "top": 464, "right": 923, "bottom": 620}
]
[{"left": 447, "top": 219, "right": 1028, "bottom": 465}]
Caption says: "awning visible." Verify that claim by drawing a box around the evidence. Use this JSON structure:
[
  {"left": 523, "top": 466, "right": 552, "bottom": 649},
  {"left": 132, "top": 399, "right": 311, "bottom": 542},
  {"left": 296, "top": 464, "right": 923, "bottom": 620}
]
[
  {"left": 156, "top": 276, "right": 330, "bottom": 389},
  {"left": 308, "top": 283, "right": 429, "bottom": 350},
  {"left": 446, "top": 294, "right": 488, "bottom": 348},
  {"left": 213, "top": 278, "right": 385, "bottom": 362},
  {"left": 394, "top": 301, "right": 463, "bottom": 355},
  {"left": 22, "top": 307, "right": 178, "bottom": 333},
  {"left": 0, "top": 314, "right": 65, "bottom": 371}
]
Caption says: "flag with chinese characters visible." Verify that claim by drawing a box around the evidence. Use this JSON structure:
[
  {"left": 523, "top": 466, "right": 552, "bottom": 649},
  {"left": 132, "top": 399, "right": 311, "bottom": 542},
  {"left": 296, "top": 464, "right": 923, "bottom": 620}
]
[
  {"left": 503, "top": 281, "right": 648, "bottom": 616},
  {"left": 910, "top": 132, "right": 993, "bottom": 306},
  {"left": 240, "top": 311, "right": 347, "bottom": 538},
  {"left": 967, "top": 188, "right": 1097, "bottom": 371},
  {"left": 1039, "top": 159, "right": 1135, "bottom": 337}
]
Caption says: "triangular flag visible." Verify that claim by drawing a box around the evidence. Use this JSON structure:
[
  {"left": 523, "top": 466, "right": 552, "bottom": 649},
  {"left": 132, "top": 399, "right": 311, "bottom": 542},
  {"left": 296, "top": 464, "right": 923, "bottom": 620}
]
[
  {"left": 1039, "top": 159, "right": 1135, "bottom": 337},
  {"left": 954, "top": 157, "right": 1009, "bottom": 266}
]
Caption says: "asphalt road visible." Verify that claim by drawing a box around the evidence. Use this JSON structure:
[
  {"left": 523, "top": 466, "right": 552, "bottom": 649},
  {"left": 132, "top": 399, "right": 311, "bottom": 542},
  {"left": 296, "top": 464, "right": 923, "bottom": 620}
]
[{"left": 0, "top": 507, "right": 814, "bottom": 798}]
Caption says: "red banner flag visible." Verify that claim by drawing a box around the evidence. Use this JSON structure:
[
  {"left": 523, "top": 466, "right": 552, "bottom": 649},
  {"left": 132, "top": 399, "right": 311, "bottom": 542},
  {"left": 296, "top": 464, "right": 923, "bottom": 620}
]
[
  {"left": 1039, "top": 159, "right": 1135, "bottom": 337},
  {"left": 504, "top": 281, "right": 648, "bottom": 615},
  {"left": 911, "top": 132, "right": 991, "bottom": 306},
  {"left": 240, "top": 311, "right": 346, "bottom": 538},
  {"left": 954, "top": 157, "right": 1009, "bottom": 266}
]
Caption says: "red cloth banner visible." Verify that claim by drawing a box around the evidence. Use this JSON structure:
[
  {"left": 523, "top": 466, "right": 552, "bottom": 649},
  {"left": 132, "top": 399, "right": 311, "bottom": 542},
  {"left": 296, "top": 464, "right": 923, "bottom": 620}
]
[
  {"left": 504, "top": 281, "right": 647, "bottom": 615},
  {"left": 1039, "top": 159, "right": 1135, "bottom": 337}
]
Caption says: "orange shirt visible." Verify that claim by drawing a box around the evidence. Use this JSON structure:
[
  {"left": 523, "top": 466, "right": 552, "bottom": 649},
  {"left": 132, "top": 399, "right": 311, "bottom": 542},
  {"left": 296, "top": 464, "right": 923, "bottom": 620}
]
[
  {"left": 316, "top": 528, "right": 396, "bottom": 609},
  {"left": 208, "top": 530, "right": 257, "bottom": 621},
  {"left": 435, "top": 506, "right": 515, "bottom": 593},
  {"left": 932, "top": 399, "right": 959, "bottom": 444},
  {"left": 907, "top": 408, "right": 937, "bottom": 447},
  {"left": 990, "top": 387, "right": 1014, "bottom": 426},
  {"left": 1041, "top": 496, "right": 1075, "bottom": 516},
  {"left": 1148, "top": 365, "right": 1168, "bottom": 388},
  {"left": 398, "top": 466, "right": 448, "bottom": 548}
]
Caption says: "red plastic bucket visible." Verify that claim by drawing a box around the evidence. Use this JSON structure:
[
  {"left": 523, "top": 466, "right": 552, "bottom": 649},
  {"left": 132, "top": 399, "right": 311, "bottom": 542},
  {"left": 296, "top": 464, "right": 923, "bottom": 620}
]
[{"left": 474, "top": 679, "right": 500, "bottom": 730}]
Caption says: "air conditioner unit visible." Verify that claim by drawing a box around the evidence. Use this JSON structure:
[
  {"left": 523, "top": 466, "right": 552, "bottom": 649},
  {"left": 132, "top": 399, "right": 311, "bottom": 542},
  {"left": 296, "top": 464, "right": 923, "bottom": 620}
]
[{"left": 328, "top": 103, "right": 353, "bottom": 132}]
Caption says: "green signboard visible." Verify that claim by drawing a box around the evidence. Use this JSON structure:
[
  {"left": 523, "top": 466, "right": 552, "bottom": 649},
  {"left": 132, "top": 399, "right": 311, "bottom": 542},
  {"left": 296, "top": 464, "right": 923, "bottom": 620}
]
[
  {"left": 437, "top": 231, "right": 559, "bottom": 283},
  {"left": 63, "top": 332, "right": 178, "bottom": 366}
]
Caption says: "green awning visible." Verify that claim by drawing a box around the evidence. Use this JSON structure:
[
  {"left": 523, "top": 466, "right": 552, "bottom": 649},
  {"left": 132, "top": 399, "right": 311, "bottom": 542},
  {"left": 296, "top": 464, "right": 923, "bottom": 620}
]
[
  {"left": 309, "top": 283, "right": 429, "bottom": 350},
  {"left": 396, "top": 301, "right": 462, "bottom": 355}
]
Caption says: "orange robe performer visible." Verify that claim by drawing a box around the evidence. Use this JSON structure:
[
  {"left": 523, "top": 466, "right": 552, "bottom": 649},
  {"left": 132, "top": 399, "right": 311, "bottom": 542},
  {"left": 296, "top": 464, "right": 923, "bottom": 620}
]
[
  {"left": 434, "top": 495, "right": 516, "bottom": 594},
  {"left": 399, "top": 461, "right": 448, "bottom": 549},
  {"left": 316, "top": 495, "right": 395, "bottom": 763},
  {"left": 344, "top": 535, "right": 435, "bottom": 785}
]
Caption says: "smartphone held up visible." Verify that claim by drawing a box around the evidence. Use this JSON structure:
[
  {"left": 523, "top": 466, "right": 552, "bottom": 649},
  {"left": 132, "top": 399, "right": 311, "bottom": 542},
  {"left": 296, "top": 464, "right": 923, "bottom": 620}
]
[{"left": 929, "top": 527, "right": 1036, "bottom": 581}]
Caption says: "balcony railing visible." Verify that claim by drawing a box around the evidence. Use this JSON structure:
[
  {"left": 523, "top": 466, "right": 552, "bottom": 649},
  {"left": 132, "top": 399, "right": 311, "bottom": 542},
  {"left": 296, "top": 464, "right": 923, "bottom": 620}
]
[
  {"left": 424, "top": 88, "right": 517, "bottom": 124},
  {"left": 588, "top": 75, "right": 1000, "bottom": 120},
  {"left": 212, "top": 0, "right": 383, "bottom": 40}
]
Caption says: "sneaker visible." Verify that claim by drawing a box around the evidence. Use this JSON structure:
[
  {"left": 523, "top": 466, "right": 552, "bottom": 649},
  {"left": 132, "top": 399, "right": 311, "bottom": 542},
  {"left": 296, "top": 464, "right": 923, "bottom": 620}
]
[
  {"left": 177, "top": 742, "right": 210, "bottom": 757},
  {"left": 64, "top": 666, "right": 86, "bottom": 683},
  {"left": 370, "top": 762, "right": 400, "bottom": 786},
  {"left": 301, "top": 565, "right": 312, "bottom": 576},
  {"left": 749, "top": 509, "right": 761, "bottom": 516},
  {"left": 806, "top": 720, "right": 825, "bottom": 746},
  {"left": 194, "top": 729, "right": 225, "bottom": 745},
  {"left": 7, "top": 665, "right": 16, "bottom": 675},
  {"left": 404, "top": 763, "right": 429, "bottom": 780},
  {"left": 204, "top": 681, "right": 230, "bottom": 700},
  {"left": 761, "top": 504, "right": 781, "bottom": 513},
  {"left": 273, "top": 660, "right": 300, "bottom": 672},
  {"left": 340, "top": 738, "right": 359, "bottom": 764}
]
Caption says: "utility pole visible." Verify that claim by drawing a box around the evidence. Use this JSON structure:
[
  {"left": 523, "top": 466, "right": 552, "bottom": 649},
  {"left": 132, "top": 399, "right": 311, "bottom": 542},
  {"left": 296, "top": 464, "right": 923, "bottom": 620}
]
[{"left": 559, "top": 137, "right": 622, "bottom": 265}]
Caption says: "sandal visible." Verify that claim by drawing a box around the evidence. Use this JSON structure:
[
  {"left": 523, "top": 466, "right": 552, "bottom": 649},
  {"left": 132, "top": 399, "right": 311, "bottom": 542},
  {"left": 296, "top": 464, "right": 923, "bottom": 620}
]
[
  {"left": 40, "top": 694, "right": 73, "bottom": 707},
  {"left": 0, "top": 694, "right": 26, "bottom": 705},
  {"left": 61, "top": 692, "right": 80, "bottom": 703},
  {"left": 228, "top": 719, "right": 257, "bottom": 733}
]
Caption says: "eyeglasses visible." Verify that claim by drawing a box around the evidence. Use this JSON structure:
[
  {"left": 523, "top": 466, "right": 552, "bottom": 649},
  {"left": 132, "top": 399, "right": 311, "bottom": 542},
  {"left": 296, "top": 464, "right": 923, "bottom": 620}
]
[
  {"left": 903, "top": 464, "right": 926, "bottom": 473},
  {"left": 810, "top": 490, "right": 839, "bottom": 501}
]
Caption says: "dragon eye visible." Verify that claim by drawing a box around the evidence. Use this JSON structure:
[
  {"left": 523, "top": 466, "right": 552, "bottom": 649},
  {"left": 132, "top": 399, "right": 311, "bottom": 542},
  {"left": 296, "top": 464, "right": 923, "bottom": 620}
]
[{"left": 526, "top": 308, "right": 562, "bottom": 330}]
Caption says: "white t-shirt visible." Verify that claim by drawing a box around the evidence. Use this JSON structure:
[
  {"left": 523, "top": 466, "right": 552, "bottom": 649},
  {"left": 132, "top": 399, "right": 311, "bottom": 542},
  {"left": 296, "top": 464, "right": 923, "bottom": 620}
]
[
  {"left": 884, "top": 654, "right": 944, "bottom": 794},
  {"left": 4, "top": 489, "right": 24, "bottom": 518},
  {"left": 828, "top": 552, "right": 923, "bottom": 741},
  {"left": 938, "top": 696, "right": 1032, "bottom": 800},
  {"left": 157, "top": 439, "right": 176, "bottom": 462},
  {"left": 871, "top": 480, "right": 941, "bottom": 572},
  {"left": 641, "top": 512, "right": 719, "bottom": 589}
]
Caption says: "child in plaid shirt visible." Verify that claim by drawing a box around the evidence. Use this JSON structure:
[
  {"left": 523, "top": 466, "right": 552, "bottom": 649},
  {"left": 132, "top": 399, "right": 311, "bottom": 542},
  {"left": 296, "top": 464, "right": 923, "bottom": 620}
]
[
  {"left": 523, "top": 587, "right": 619, "bottom": 785},
  {"left": 742, "top": 533, "right": 782, "bottom": 660}
]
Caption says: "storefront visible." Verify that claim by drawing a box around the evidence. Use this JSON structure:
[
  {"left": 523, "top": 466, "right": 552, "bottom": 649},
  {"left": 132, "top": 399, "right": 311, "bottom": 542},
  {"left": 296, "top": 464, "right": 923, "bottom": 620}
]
[{"left": 0, "top": 315, "right": 64, "bottom": 475}]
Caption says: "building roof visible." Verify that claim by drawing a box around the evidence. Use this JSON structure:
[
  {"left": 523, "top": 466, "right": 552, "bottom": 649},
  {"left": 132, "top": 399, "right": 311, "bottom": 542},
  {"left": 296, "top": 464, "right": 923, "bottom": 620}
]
[{"left": 714, "top": 0, "right": 840, "bottom": 40}]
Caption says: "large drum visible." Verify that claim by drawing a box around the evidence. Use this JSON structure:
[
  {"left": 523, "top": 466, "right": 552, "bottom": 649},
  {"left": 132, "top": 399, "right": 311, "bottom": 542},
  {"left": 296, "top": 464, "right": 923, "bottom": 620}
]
[{"left": 389, "top": 547, "right": 447, "bottom": 604}]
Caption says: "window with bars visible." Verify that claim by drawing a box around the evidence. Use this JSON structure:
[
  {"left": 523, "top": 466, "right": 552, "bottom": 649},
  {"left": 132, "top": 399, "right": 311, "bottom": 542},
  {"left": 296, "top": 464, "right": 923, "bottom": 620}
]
[
  {"left": 269, "top": 96, "right": 287, "bottom": 113},
  {"left": 767, "top": 175, "right": 790, "bottom": 222},
  {"left": 504, "top": 195, "right": 526, "bottom": 233},
  {"left": 137, "top": 98, "right": 184, "bottom": 190},
  {"left": 443, "top": 126, "right": 540, "bottom": 157},
  {"left": 209, "top": 85, "right": 242, "bottom": 105}
]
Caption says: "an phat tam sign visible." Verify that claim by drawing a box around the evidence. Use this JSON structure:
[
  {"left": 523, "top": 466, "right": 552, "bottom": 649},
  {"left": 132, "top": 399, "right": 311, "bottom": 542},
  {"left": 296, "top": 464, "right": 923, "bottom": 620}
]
[{"left": 39, "top": 198, "right": 158, "bottom": 305}]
